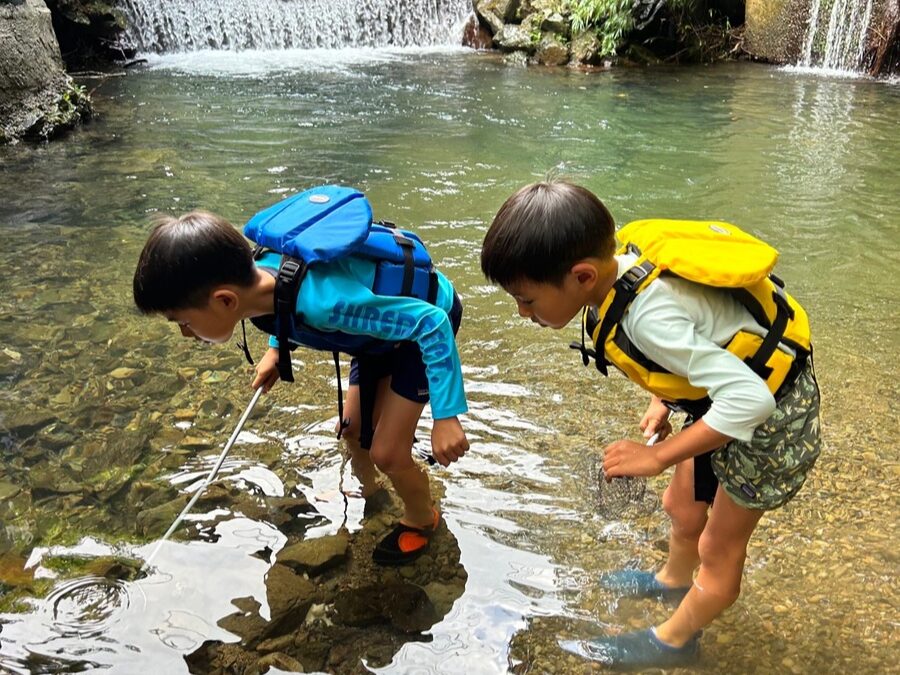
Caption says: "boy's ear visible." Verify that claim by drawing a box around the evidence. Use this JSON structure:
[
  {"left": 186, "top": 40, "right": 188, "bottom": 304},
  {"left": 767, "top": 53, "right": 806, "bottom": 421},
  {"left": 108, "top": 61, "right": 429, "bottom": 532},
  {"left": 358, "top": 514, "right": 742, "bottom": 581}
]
[
  {"left": 570, "top": 261, "right": 598, "bottom": 287},
  {"left": 211, "top": 288, "right": 240, "bottom": 312}
]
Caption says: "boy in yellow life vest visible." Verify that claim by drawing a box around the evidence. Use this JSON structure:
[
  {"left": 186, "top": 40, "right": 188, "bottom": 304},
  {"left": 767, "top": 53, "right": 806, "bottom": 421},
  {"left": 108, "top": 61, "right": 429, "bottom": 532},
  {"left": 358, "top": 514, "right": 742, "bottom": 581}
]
[{"left": 480, "top": 180, "right": 821, "bottom": 669}]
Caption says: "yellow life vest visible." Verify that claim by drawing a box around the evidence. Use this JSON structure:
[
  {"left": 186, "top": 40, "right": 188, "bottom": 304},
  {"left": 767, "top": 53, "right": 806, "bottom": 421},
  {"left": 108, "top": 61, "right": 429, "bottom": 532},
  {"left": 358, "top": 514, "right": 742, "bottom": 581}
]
[{"left": 573, "top": 219, "right": 811, "bottom": 411}]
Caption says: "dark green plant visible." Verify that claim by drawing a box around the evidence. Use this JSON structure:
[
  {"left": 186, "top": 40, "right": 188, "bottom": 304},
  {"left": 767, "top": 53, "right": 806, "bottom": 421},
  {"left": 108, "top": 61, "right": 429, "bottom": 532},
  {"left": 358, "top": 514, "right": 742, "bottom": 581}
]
[{"left": 568, "top": 0, "right": 634, "bottom": 57}]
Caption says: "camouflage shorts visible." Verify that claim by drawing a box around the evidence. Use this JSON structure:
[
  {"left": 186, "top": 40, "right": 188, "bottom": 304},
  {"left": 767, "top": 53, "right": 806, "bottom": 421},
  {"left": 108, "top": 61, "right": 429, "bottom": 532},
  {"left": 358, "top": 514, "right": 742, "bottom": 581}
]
[{"left": 711, "top": 363, "right": 821, "bottom": 510}]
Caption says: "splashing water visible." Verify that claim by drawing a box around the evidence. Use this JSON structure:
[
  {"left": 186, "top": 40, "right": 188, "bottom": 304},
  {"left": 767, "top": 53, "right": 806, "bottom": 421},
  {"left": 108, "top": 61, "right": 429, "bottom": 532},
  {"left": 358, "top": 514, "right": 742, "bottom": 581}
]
[
  {"left": 121, "top": 0, "right": 472, "bottom": 53},
  {"left": 800, "top": 0, "right": 876, "bottom": 73}
]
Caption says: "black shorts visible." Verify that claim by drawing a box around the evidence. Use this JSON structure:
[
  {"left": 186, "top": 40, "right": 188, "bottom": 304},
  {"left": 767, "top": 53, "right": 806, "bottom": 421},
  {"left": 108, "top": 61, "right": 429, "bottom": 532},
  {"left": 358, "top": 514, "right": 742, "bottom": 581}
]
[{"left": 348, "top": 294, "right": 462, "bottom": 448}]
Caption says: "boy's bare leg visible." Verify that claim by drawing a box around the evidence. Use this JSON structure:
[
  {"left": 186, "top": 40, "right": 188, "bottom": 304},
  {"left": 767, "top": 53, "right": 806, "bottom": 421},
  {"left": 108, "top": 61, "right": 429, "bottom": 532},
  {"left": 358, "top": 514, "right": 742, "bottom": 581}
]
[
  {"left": 348, "top": 445, "right": 381, "bottom": 497},
  {"left": 655, "top": 485, "right": 765, "bottom": 647},
  {"left": 339, "top": 382, "right": 388, "bottom": 498},
  {"left": 657, "top": 458, "right": 709, "bottom": 588},
  {"left": 368, "top": 388, "right": 433, "bottom": 527}
]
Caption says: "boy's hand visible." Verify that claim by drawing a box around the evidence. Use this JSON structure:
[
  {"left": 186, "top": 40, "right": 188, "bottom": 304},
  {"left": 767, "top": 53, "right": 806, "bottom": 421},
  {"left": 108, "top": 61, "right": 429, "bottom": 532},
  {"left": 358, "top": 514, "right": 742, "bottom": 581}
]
[
  {"left": 430, "top": 417, "right": 469, "bottom": 467},
  {"left": 602, "top": 439, "right": 665, "bottom": 479},
  {"left": 252, "top": 347, "right": 281, "bottom": 393},
  {"left": 640, "top": 396, "right": 672, "bottom": 441}
]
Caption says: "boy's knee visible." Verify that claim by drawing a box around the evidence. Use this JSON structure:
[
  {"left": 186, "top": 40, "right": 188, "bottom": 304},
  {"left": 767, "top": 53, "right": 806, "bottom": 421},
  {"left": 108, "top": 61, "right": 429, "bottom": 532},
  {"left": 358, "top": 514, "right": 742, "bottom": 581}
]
[
  {"left": 663, "top": 486, "right": 707, "bottom": 538},
  {"left": 369, "top": 445, "right": 414, "bottom": 474},
  {"left": 697, "top": 533, "right": 747, "bottom": 599}
]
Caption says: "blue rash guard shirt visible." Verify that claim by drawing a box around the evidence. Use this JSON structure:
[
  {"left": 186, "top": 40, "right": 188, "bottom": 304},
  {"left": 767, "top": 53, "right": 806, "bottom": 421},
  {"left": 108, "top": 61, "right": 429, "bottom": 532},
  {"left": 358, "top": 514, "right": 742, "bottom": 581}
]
[{"left": 258, "top": 253, "right": 467, "bottom": 420}]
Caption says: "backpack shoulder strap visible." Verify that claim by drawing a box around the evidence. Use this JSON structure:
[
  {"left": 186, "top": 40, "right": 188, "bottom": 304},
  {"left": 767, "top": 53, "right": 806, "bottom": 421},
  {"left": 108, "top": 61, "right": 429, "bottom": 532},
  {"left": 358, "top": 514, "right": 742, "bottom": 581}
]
[{"left": 273, "top": 255, "right": 307, "bottom": 383}]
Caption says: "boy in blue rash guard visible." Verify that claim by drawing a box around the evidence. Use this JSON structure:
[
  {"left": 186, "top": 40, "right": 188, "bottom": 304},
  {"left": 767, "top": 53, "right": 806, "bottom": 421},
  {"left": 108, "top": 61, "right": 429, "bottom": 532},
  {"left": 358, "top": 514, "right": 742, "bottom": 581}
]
[{"left": 133, "top": 210, "right": 470, "bottom": 566}]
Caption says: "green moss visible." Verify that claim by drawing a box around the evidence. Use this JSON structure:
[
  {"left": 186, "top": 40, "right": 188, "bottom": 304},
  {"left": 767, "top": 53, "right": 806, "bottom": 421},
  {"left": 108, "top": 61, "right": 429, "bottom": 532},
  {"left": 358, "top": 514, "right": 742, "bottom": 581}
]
[
  {"left": 0, "top": 578, "right": 54, "bottom": 613},
  {"left": 35, "top": 517, "right": 82, "bottom": 548},
  {"left": 42, "top": 555, "right": 93, "bottom": 575}
]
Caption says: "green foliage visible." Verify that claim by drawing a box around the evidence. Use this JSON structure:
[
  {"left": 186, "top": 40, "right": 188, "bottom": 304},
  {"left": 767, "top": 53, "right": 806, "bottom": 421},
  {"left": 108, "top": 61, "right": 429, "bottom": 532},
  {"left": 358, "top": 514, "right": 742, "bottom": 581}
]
[
  {"left": 567, "top": 0, "right": 634, "bottom": 57},
  {"left": 60, "top": 84, "right": 83, "bottom": 113},
  {"left": 42, "top": 82, "right": 90, "bottom": 131}
]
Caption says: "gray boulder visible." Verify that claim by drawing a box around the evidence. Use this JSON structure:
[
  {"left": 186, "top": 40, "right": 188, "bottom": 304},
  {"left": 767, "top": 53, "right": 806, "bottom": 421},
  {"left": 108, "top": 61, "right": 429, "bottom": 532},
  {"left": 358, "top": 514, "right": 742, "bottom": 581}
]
[
  {"left": 0, "top": 0, "right": 91, "bottom": 143},
  {"left": 535, "top": 33, "right": 569, "bottom": 66}
]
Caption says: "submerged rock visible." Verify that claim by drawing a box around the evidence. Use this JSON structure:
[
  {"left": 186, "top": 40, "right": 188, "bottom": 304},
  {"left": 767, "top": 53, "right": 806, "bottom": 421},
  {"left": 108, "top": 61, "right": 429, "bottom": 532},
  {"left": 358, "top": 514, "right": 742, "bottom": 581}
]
[
  {"left": 257, "top": 651, "right": 306, "bottom": 673},
  {"left": 334, "top": 582, "right": 437, "bottom": 633},
  {"left": 3, "top": 410, "right": 55, "bottom": 438},
  {"left": 218, "top": 565, "right": 316, "bottom": 648},
  {"left": 0, "top": 480, "right": 21, "bottom": 501},
  {"left": 277, "top": 533, "right": 349, "bottom": 577},
  {"left": 186, "top": 495, "right": 467, "bottom": 674},
  {"left": 135, "top": 494, "right": 189, "bottom": 536}
]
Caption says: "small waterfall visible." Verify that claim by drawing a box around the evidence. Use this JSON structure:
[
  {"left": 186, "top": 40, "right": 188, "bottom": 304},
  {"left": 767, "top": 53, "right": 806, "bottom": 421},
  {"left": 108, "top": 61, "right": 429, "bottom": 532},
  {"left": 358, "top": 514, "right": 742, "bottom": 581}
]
[
  {"left": 121, "top": 0, "right": 472, "bottom": 54},
  {"left": 800, "top": 0, "right": 876, "bottom": 72}
]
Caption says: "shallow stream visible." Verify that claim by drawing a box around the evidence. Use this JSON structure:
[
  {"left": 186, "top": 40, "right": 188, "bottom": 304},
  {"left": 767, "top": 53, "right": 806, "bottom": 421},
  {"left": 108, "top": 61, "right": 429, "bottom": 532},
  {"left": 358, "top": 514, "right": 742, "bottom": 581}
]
[{"left": 0, "top": 49, "right": 897, "bottom": 673}]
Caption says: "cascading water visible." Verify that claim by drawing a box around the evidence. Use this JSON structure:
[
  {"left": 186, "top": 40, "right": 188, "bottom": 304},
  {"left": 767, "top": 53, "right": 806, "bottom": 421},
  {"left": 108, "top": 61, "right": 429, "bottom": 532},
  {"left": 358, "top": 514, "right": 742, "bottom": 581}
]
[
  {"left": 800, "top": 0, "right": 876, "bottom": 72},
  {"left": 120, "top": 0, "right": 472, "bottom": 53}
]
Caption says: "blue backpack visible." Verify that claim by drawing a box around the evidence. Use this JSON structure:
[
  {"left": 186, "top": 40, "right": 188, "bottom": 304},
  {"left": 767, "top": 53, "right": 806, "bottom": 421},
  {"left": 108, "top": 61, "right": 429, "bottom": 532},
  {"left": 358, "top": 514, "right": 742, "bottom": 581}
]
[{"left": 242, "top": 185, "right": 439, "bottom": 385}]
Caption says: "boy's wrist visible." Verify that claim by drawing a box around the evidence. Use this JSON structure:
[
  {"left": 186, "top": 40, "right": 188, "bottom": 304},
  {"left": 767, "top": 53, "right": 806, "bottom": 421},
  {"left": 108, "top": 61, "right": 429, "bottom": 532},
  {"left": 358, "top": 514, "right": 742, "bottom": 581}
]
[
  {"left": 653, "top": 420, "right": 732, "bottom": 467},
  {"left": 651, "top": 444, "right": 672, "bottom": 472}
]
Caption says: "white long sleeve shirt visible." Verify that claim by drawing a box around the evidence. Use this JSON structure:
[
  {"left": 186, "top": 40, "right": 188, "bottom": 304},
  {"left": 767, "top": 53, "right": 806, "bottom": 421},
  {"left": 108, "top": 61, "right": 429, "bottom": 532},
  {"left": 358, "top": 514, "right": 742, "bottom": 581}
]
[{"left": 615, "top": 253, "right": 778, "bottom": 441}]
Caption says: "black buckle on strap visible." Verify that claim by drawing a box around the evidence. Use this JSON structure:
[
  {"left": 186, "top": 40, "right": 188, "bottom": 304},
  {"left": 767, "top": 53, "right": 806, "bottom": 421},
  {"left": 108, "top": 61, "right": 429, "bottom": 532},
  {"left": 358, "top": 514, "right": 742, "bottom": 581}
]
[
  {"left": 771, "top": 285, "right": 795, "bottom": 320},
  {"left": 620, "top": 264, "right": 651, "bottom": 292},
  {"left": 278, "top": 258, "right": 303, "bottom": 284},
  {"left": 393, "top": 233, "right": 414, "bottom": 248}
]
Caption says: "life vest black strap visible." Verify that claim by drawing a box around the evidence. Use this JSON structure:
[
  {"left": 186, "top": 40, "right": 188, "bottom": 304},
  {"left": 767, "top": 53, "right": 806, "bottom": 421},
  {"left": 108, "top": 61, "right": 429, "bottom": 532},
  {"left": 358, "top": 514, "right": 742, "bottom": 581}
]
[
  {"left": 274, "top": 255, "right": 307, "bottom": 383},
  {"left": 743, "top": 284, "right": 793, "bottom": 381},
  {"left": 356, "top": 356, "right": 379, "bottom": 451},
  {"left": 591, "top": 261, "right": 657, "bottom": 376},
  {"left": 393, "top": 232, "right": 416, "bottom": 296},
  {"left": 333, "top": 351, "right": 350, "bottom": 440},
  {"left": 427, "top": 270, "right": 439, "bottom": 305}
]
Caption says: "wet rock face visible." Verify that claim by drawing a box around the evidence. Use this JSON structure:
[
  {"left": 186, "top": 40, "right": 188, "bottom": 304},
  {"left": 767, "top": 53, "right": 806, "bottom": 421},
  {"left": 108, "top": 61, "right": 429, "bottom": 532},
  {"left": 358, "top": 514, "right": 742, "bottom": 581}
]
[
  {"left": 186, "top": 497, "right": 468, "bottom": 674},
  {"left": 0, "top": 0, "right": 91, "bottom": 143},
  {"left": 462, "top": 13, "right": 493, "bottom": 50},
  {"left": 744, "top": 0, "right": 812, "bottom": 63},
  {"left": 866, "top": 0, "right": 900, "bottom": 76},
  {"left": 43, "top": 0, "right": 130, "bottom": 67},
  {"left": 0, "top": 0, "right": 64, "bottom": 91},
  {"left": 746, "top": 0, "right": 900, "bottom": 74}
]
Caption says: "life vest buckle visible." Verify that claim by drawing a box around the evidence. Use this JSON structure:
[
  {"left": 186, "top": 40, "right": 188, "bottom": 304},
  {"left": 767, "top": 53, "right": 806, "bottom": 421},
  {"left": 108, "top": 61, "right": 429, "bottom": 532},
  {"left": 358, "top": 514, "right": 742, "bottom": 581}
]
[
  {"left": 278, "top": 258, "right": 304, "bottom": 284},
  {"left": 393, "top": 232, "right": 414, "bottom": 248},
  {"left": 569, "top": 340, "right": 607, "bottom": 375},
  {"left": 771, "top": 285, "right": 795, "bottom": 320},
  {"left": 619, "top": 262, "right": 653, "bottom": 292}
]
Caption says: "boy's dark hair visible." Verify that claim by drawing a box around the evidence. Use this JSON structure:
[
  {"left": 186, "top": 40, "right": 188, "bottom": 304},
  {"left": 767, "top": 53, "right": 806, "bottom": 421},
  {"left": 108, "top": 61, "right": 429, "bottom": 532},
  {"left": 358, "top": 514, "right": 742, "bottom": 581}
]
[
  {"left": 481, "top": 180, "right": 616, "bottom": 286},
  {"left": 133, "top": 210, "right": 256, "bottom": 314}
]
